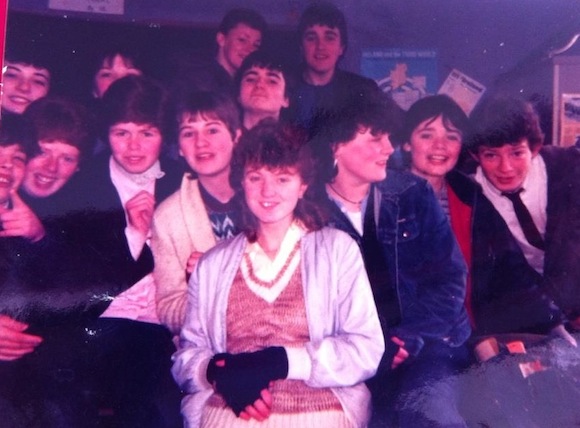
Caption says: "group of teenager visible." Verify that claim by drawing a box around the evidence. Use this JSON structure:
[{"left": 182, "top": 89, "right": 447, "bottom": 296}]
[{"left": 1, "top": 1, "right": 580, "bottom": 427}]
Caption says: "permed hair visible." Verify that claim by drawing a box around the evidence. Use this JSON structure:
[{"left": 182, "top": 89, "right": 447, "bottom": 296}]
[
  {"left": 298, "top": 2, "right": 348, "bottom": 49},
  {"left": 466, "top": 96, "right": 544, "bottom": 152},
  {"left": 234, "top": 50, "right": 295, "bottom": 100},
  {"left": 229, "top": 119, "right": 326, "bottom": 241},
  {"left": 24, "top": 96, "right": 92, "bottom": 163},
  {"left": 99, "top": 75, "right": 170, "bottom": 142},
  {"left": 218, "top": 8, "right": 268, "bottom": 36}
]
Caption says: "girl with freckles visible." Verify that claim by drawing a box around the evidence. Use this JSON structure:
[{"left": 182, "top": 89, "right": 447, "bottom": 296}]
[{"left": 172, "top": 120, "right": 383, "bottom": 428}]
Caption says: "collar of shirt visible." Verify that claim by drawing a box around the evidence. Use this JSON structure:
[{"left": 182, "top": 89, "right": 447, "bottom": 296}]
[
  {"left": 474, "top": 154, "right": 547, "bottom": 214},
  {"left": 109, "top": 157, "right": 164, "bottom": 206},
  {"left": 245, "top": 221, "right": 306, "bottom": 280},
  {"left": 326, "top": 188, "right": 369, "bottom": 236},
  {"left": 474, "top": 154, "right": 548, "bottom": 274}
]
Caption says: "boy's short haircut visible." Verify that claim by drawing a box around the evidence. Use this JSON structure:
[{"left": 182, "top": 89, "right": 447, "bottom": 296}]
[
  {"left": 298, "top": 2, "right": 348, "bottom": 49},
  {"left": 311, "top": 94, "right": 403, "bottom": 183},
  {"left": 99, "top": 75, "right": 170, "bottom": 141},
  {"left": 218, "top": 8, "right": 268, "bottom": 35},
  {"left": 24, "top": 96, "right": 92, "bottom": 163},
  {"left": 234, "top": 50, "right": 295, "bottom": 99},
  {"left": 173, "top": 91, "right": 241, "bottom": 141},
  {"left": 466, "top": 96, "right": 544, "bottom": 152},
  {"left": 0, "top": 114, "right": 37, "bottom": 158}
]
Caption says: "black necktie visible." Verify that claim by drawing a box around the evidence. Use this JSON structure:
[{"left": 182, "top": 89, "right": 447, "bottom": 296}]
[{"left": 502, "top": 189, "right": 545, "bottom": 250}]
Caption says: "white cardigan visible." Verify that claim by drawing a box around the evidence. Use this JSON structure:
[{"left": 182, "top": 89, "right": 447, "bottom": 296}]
[
  {"left": 151, "top": 175, "right": 217, "bottom": 334},
  {"left": 172, "top": 228, "right": 385, "bottom": 428}
]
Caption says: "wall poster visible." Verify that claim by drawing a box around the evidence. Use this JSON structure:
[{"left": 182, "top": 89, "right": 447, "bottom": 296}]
[{"left": 361, "top": 48, "right": 437, "bottom": 110}]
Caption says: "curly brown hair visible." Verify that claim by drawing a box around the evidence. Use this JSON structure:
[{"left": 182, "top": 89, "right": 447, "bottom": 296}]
[{"left": 230, "top": 119, "right": 326, "bottom": 241}]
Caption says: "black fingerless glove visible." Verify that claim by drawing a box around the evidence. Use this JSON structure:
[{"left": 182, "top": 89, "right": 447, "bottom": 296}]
[{"left": 205, "top": 347, "right": 288, "bottom": 416}]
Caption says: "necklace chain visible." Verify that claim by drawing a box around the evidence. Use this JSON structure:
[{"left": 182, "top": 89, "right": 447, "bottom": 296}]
[{"left": 328, "top": 183, "right": 365, "bottom": 205}]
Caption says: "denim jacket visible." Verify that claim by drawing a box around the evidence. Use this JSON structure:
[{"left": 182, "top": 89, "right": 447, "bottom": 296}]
[{"left": 326, "top": 170, "right": 471, "bottom": 355}]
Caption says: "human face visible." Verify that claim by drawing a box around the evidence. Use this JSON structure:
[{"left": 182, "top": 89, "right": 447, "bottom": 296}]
[
  {"left": 22, "top": 141, "right": 80, "bottom": 198},
  {"left": 93, "top": 54, "right": 142, "bottom": 98},
  {"left": 242, "top": 166, "right": 307, "bottom": 230},
  {"left": 2, "top": 62, "right": 50, "bottom": 114},
  {"left": 404, "top": 115, "right": 462, "bottom": 181},
  {"left": 109, "top": 122, "right": 162, "bottom": 174},
  {"left": 475, "top": 140, "right": 539, "bottom": 193},
  {"left": 301, "top": 24, "right": 344, "bottom": 76},
  {"left": 0, "top": 144, "right": 27, "bottom": 205},
  {"left": 217, "top": 24, "right": 262, "bottom": 76},
  {"left": 178, "top": 113, "right": 237, "bottom": 180},
  {"left": 239, "top": 66, "right": 289, "bottom": 117},
  {"left": 334, "top": 128, "right": 394, "bottom": 186}
]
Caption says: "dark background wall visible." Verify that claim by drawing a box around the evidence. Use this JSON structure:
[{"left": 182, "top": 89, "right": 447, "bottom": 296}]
[{"left": 6, "top": 0, "right": 580, "bottom": 107}]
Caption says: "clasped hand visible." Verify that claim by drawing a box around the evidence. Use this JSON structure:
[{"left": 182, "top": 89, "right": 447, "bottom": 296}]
[{"left": 206, "top": 347, "right": 288, "bottom": 420}]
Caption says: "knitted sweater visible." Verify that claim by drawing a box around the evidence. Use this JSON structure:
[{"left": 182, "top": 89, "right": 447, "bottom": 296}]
[{"left": 151, "top": 176, "right": 216, "bottom": 334}]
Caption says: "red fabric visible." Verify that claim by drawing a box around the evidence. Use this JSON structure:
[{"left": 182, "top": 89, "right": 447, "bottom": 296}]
[{"left": 447, "top": 183, "right": 475, "bottom": 327}]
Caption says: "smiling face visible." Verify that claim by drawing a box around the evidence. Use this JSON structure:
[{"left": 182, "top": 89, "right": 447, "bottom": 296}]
[
  {"left": 22, "top": 140, "right": 80, "bottom": 198},
  {"left": 216, "top": 23, "right": 262, "bottom": 76},
  {"left": 301, "top": 24, "right": 344, "bottom": 78},
  {"left": 0, "top": 144, "right": 27, "bottom": 205},
  {"left": 475, "top": 140, "right": 539, "bottom": 193},
  {"left": 178, "top": 113, "right": 238, "bottom": 181},
  {"left": 239, "top": 66, "right": 289, "bottom": 118},
  {"left": 93, "top": 54, "right": 142, "bottom": 98},
  {"left": 109, "top": 122, "right": 162, "bottom": 174},
  {"left": 334, "top": 128, "right": 394, "bottom": 186},
  {"left": 2, "top": 62, "right": 50, "bottom": 114},
  {"left": 242, "top": 166, "right": 307, "bottom": 230},
  {"left": 404, "top": 115, "right": 463, "bottom": 181}
]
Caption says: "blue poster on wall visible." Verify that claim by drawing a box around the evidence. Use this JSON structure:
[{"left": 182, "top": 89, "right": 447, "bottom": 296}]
[{"left": 361, "top": 48, "right": 438, "bottom": 110}]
